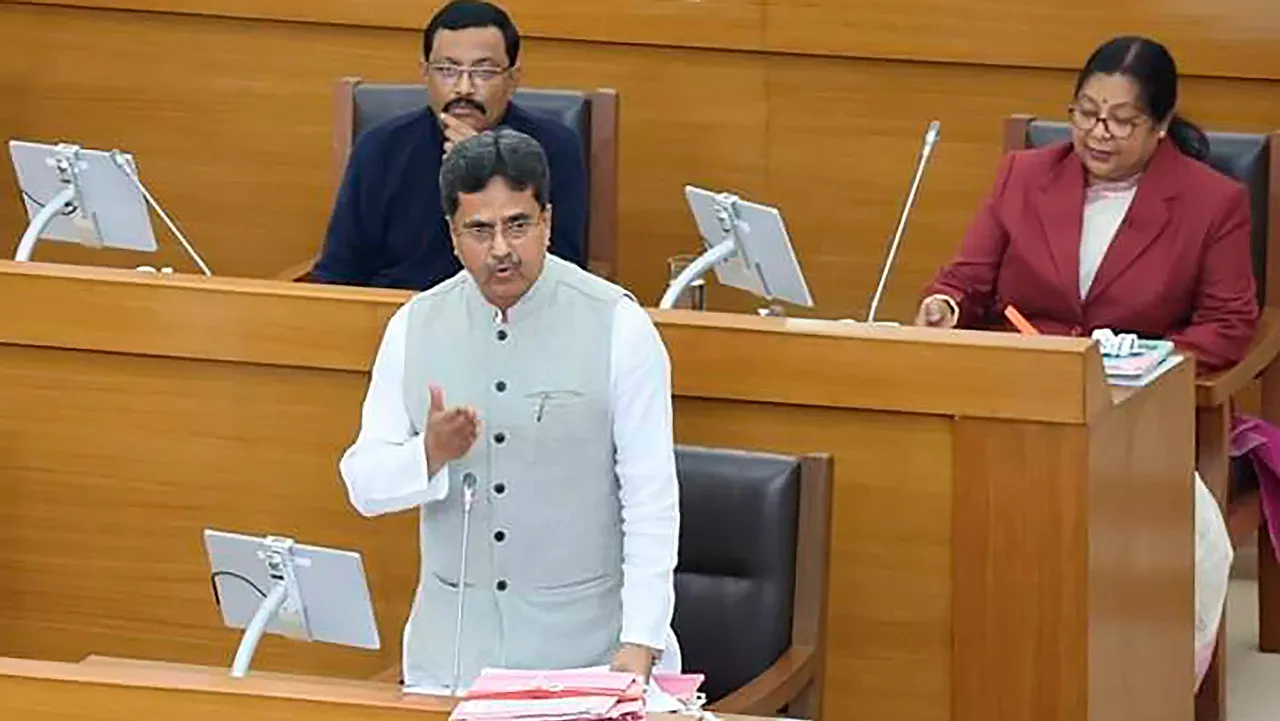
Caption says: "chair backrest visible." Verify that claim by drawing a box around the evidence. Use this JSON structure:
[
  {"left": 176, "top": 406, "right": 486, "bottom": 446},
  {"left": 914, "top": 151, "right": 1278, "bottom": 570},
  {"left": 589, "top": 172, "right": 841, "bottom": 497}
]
[
  {"left": 672, "top": 445, "right": 830, "bottom": 703},
  {"left": 333, "top": 78, "right": 619, "bottom": 279},
  {"left": 1002, "top": 116, "right": 1280, "bottom": 307}
]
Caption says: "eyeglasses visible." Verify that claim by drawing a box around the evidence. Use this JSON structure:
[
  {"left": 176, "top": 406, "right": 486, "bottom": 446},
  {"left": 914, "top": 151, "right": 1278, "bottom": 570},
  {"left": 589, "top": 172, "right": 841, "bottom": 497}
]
[
  {"left": 1067, "top": 104, "right": 1148, "bottom": 140},
  {"left": 455, "top": 217, "right": 539, "bottom": 245},
  {"left": 427, "top": 62, "right": 509, "bottom": 86}
]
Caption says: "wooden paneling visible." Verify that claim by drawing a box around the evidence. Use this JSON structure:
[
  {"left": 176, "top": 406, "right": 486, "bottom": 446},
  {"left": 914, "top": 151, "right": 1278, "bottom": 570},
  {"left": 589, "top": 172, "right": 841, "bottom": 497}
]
[
  {"left": 0, "top": 4, "right": 417, "bottom": 279},
  {"left": 0, "top": 657, "right": 456, "bottom": 720},
  {"left": 1085, "top": 364, "right": 1195, "bottom": 721},
  {"left": 4, "top": 0, "right": 769, "bottom": 50},
  {"left": 0, "top": 262, "right": 1106, "bottom": 424},
  {"left": 951, "top": 419, "right": 1092, "bottom": 721},
  {"left": 949, "top": 362, "right": 1195, "bottom": 721},
  {"left": 0, "top": 656, "right": 761, "bottom": 720},
  {"left": 1, "top": 3, "right": 1279, "bottom": 321},
  {"left": 0, "top": 345, "right": 414, "bottom": 678},
  {"left": 0, "top": 267, "right": 1196, "bottom": 721},
  {"left": 0, "top": 263, "right": 406, "bottom": 370},
  {"left": 765, "top": 0, "right": 1280, "bottom": 80},
  {"left": 9, "top": 0, "right": 1280, "bottom": 81}
]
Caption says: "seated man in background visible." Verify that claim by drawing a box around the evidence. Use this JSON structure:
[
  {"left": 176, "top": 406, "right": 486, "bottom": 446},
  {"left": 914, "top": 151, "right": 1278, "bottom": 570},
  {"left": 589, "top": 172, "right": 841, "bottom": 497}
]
[
  {"left": 916, "top": 35, "right": 1245, "bottom": 690},
  {"left": 311, "top": 0, "right": 587, "bottom": 290},
  {"left": 339, "top": 128, "right": 679, "bottom": 691}
]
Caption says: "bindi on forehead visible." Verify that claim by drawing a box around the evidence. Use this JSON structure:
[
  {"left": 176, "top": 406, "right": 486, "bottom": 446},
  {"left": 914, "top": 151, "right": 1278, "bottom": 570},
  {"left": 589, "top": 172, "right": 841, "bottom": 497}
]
[{"left": 1078, "top": 74, "right": 1141, "bottom": 110}]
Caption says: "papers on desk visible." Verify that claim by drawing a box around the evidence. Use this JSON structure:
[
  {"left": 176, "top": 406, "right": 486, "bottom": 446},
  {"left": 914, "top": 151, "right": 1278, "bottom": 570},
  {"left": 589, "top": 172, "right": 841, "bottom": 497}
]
[
  {"left": 448, "top": 667, "right": 708, "bottom": 721},
  {"left": 1106, "top": 355, "right": 1180, "bottom": 387},
  {"left": 1092, "top": 330, "right": 1176, "bottom": 387}
]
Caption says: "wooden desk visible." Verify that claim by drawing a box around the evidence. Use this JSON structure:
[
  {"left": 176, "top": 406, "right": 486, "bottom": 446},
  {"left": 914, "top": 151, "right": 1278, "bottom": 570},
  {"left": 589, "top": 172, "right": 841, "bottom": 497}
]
[
  {"left": 0, "top": 262, "right": 1194, "bottom": 721},
  {"left": 0, "top": 655, "right": 759, "bottom": 720}
]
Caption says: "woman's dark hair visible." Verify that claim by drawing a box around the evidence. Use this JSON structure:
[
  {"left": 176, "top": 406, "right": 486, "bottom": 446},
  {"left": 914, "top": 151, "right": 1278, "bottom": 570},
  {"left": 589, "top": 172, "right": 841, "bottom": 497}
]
[{"left": 1074, "top": 35, "right": 1209, "bottom": 161}]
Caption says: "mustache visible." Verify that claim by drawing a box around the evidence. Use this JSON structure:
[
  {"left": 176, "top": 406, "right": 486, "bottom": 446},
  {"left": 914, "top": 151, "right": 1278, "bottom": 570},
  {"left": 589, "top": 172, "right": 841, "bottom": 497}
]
[
  {"left": 487, "top": 255, "right": 520, "bottom": 271},
  {"left": 444, "top": 97, "right": 487, "bottom": 116}
]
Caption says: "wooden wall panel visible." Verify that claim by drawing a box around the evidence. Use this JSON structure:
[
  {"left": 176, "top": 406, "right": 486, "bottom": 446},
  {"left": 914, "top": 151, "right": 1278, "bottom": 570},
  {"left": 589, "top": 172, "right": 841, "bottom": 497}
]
[
  {"left": 0, "top": 345, "right": 413, "bottom": 678},
  {"left": 765, "top": 0, "right": 1280, "bottom": 80},
  {"left": 1, "top": 2, "right": 1279, "bottom": 322},
  {"left": 0, "top": 5, "right": 409, "bottom": 277},
  {"left": 5, "top": 0, "right": 768, "bottom": 50},
  {"left": 10, "top": 0, "right": 1280, "bottom": 81}
]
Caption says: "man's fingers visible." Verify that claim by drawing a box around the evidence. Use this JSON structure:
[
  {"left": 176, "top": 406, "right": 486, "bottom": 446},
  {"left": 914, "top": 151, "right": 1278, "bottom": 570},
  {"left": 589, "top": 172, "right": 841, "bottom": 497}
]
[
  {"left": 428, "top": 384, "right": 445, "bottom": 413},
  {"left": 439, "top": 112, "right": 478, "bottom": 139}
]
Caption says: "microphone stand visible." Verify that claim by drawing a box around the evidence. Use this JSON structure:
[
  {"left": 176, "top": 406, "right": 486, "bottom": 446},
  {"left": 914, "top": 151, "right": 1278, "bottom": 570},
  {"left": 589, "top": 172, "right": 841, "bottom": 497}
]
[
  {"left": 450, "top": 474, "right": 478, "bottom": 694},
  {"left": 866, "top": 120, "right": 941, "bottom": 323},
  {"left": 108, "top": 149, "right": 214, "bottom": 276}
]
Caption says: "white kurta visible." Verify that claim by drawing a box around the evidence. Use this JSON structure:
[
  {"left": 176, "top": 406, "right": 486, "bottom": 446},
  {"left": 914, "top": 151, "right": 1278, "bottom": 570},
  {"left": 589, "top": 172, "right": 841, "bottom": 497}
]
[{"left": 340, "top": 296, "right": 682, "bottom": 689}]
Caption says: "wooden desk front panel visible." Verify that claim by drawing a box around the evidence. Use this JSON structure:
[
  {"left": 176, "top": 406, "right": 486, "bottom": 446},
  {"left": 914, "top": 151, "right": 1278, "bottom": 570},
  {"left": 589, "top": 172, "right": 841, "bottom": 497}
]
[
  {"left": 0, "top": 676, "right": 439, "bottom": 721},
  {"left": 0, "top": 335, "right": 957, "bottom": 718},
  {"left": 0, "top": 344, "right": 415, "bottom": 678},
  {"left": 2, "top": 3, "right": 1278, "bottom": 322},
  {"left": 0, "top": 655, "right": 772, "bottom": 721}
]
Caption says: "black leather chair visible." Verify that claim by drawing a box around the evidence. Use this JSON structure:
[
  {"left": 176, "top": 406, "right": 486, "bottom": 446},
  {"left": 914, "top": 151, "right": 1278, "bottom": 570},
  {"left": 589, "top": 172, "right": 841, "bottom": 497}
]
[
  {"left": 277, "top": 77, "right": 619, "bottom": 281},
  {"left": 1005, "top": 115, "right": 1280, "bottom": 721},
  {"left": 672, "top": 445, "right": 832, "bottom": 717}
]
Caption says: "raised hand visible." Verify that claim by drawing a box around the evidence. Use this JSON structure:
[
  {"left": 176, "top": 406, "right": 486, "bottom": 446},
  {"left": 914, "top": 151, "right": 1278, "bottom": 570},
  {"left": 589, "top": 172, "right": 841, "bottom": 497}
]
[{"left": 424, "top": 384, "right": 480, "bottom": 476}]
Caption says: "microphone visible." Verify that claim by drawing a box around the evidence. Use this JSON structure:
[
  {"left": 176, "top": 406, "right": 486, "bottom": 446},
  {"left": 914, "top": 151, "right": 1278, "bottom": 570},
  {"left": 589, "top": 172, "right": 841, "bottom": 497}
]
[
  {"left": 450, "top": 472, "right": 479, "bottom": 694},
  {"left": 865, "top": 120, "right": 942, "bottom": 323}
]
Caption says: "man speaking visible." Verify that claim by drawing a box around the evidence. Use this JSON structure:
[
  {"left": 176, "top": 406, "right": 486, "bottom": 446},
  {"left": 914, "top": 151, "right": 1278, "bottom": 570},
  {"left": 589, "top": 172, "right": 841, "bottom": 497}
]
[{"left": 339, "top": 128, "right": 680, "bottom": 692}]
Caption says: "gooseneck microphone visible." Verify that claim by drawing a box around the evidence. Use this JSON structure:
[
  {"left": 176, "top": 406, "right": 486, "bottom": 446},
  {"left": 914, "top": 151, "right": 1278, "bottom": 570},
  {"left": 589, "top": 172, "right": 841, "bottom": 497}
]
[
  {"left": 866, "top": 120, "right": 942, "bottom": 323},
  {"left": 450, "top": 472, "right": 479, "bottom": 694}
]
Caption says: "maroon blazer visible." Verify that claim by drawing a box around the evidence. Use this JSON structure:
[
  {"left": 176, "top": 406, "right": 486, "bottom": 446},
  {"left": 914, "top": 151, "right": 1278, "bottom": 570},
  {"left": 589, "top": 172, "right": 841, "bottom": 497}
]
[{"left": 924, "top": 140, "right": 1258, "bottom": 373}]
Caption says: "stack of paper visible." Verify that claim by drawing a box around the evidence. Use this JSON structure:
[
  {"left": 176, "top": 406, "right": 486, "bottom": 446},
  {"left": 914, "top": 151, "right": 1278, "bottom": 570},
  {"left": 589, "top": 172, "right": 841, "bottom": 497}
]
[
  {"left": 1091, "top": 330, "right": 1177, "bottom": 386},
  {"left": 449, "top": 668, "right": 645, "bottom": 721}
]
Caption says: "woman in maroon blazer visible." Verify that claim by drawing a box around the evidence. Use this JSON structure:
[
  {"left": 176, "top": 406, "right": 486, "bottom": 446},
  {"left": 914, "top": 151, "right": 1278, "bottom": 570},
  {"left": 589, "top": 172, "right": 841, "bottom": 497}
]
[
  {"left": 919, "top": 36, "right": 1248, "bottom": 690},
  {"left": 917, "top": 36, "right": 1257, "bottom": 374}
]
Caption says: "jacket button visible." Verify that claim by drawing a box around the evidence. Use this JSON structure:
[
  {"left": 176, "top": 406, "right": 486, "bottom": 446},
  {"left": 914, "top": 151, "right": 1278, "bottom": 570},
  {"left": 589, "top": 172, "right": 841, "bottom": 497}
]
[
  {"left": 496, "top": 329, "right": 508, "bottom": 342},
  {"left": 496, "top": 579, "right": 509, "bottom": 592},
  {"left": 493, "top": 482, "right": 506, "bottom": 495},
  {"left": 493, "top": 530, "right": 506, "bottom": 543},
  {"left": 494, "top": 432, "right": 506, "bottom": 444}
]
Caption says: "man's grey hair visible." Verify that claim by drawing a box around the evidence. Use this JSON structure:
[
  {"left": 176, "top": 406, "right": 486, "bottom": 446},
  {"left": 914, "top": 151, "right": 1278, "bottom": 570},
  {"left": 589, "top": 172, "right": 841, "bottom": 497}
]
[{"left": 440, "top": 128, "right": 551, "bottom": 218}]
